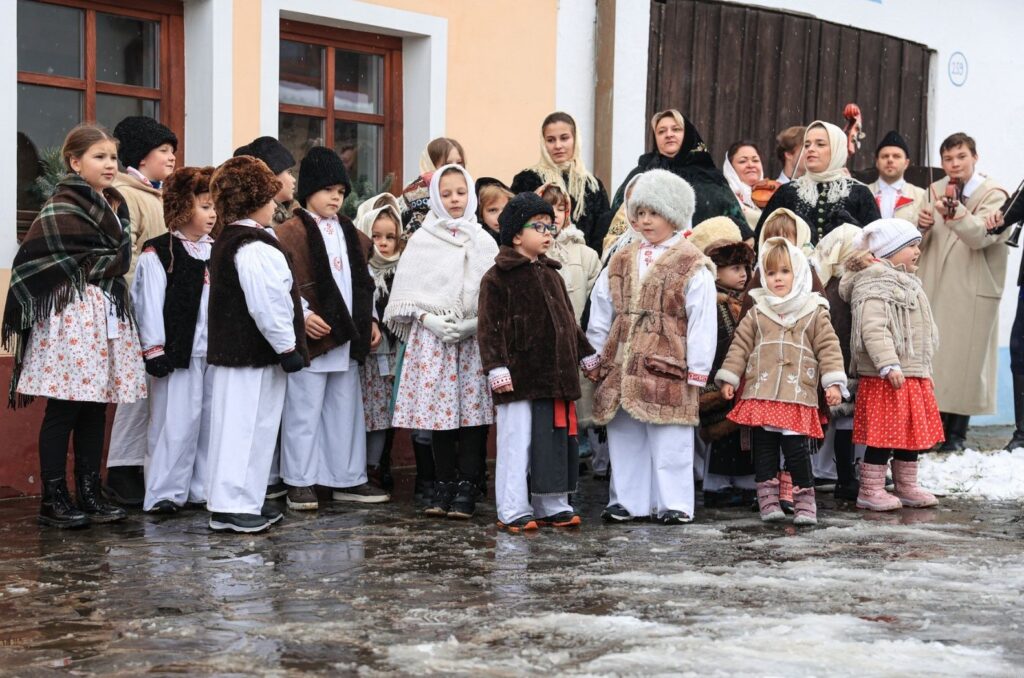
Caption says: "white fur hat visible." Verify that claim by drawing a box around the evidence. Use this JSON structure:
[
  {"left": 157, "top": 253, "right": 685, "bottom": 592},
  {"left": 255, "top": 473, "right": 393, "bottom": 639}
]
[
  {"left": 626, "top": 169, "right": 696, "bottom": 232},
  {"left": 852, "top": 218, "right": 921, "bottom": 259}
]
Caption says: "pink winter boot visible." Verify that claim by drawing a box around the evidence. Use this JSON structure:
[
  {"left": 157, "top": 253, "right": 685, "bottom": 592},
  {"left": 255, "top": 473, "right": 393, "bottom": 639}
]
[
  {"left": 792, "top": 486, "right": 818, "bottom": 526},
  {"left": 756, "top": 478, "right": 786, "bottom": 522},
  {"left": 891, "top": 459, "right": 939, "bottom": 508},
  {"left": 856, "top": 462, "right": 902, "bottom": 511}
]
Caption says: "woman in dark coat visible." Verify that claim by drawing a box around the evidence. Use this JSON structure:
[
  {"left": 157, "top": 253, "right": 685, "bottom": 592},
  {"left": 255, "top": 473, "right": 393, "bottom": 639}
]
[
  {"left": 607, "top": 109, "right": 751, "bottom": 240},
  {"left": 755, "top": 120, "right": 879, "bottom": 246},
  {"left": 510, "top": 111, "right": 610, "bottom": 253}
]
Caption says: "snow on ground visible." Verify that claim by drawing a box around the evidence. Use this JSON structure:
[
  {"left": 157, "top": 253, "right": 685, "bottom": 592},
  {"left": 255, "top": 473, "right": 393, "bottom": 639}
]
[{"left": 919, "top": 448, "right": 1024, "bottom": 500}]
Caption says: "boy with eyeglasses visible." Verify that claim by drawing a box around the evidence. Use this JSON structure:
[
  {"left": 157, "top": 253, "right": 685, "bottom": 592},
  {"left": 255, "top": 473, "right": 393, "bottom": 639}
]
[{"left": 477, "top": 192, "right": 597, "bottom": 533}]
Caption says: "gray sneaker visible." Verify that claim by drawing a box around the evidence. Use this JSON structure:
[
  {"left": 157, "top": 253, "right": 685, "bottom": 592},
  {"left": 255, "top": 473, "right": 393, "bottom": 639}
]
[
  {"left": 332, "top": 482, "right": 390, "bottom": 503},
  {"left": 286, "top": 485, "right": 319, "bottom": 510}
]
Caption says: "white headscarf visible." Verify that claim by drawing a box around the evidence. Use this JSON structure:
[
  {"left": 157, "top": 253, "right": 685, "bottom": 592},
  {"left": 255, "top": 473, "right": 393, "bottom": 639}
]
[
  {"left": 383, "top": 165, "right": 498, "bottom": 339},
  {"left": 794, "top": 120, "right": 853, "bottom": 206},
  {"left": 723, "top": 150, "right": 762, "bottom": 209},
  {"left": 354, "top": 193, "right": 404, "bottom": 290},
  {"left": 758, "top": 207, "right": 814, "bottom": 257},
  {"left": 749, "top": 236, "right": 826, "bottom": 327},
  {"left": 527, "top": 114, "right": 600, "bottom": 222},
  {"left": 811, "top": 222, "right": 862, "bottom": 285}
]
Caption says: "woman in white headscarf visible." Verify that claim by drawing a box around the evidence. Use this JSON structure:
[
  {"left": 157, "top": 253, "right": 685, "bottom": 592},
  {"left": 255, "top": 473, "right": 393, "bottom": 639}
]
[
  {"left": 723, "top": 140, "right": 765, "bottom": 231},
  {"left": 511, "top": 111, "right": 610, "bottom": 252},
  {"left": 755, "top": 121, "right": 879, "bottom": 245}
]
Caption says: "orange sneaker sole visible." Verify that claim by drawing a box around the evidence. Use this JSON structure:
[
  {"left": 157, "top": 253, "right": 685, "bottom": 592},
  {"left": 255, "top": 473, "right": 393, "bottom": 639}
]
[
  {"left": 537, "top": 515, "right": 582, "bottom": 528},
  {"left": 496, "top": 519, "right": 539, "bottom": 533}
]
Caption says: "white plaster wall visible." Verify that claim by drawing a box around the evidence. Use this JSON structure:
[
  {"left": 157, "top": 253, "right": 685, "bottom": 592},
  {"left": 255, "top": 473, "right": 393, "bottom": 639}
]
[
  {"left": 609, "top": 0, "right": 650, "bottom": 191},
  {"left": 183, "top": 0, "right": 234, "bottom": 166},
  {"left": 556, "top": 0, "right": 598, "bottom": 170}
]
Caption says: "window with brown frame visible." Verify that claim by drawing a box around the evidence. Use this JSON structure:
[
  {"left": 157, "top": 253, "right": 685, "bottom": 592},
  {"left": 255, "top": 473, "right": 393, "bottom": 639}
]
[
  {"left": 16, "top": 0, "right": 184, "bottom": 219},
  {"left": 278, "top": 20, "right": 403, "bottom": 196}
]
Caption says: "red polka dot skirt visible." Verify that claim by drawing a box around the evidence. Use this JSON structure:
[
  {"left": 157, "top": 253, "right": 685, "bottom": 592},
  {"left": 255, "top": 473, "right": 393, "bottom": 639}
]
[
  {"left": 728, "top": 398, "right": 826, "bottom": 439},
  {"left": 853, "top": 376, "right": 944, "bottom": 450}
]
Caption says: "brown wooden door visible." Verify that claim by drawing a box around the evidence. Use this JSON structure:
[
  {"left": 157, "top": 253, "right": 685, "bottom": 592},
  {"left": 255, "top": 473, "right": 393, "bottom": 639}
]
[{"left": 647, "top": 0, "right": 934, "bottom": 176}]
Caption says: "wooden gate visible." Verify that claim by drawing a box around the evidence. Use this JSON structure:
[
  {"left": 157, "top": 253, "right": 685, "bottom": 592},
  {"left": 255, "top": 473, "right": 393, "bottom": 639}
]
[{"left": 646, "top": 0, "right": 934, "bottom": 175}]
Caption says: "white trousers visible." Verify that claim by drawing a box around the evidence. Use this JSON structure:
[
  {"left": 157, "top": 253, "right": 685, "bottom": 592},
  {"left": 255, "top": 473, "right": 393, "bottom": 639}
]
[
  {"left": 106, "top": 385, "right": 150, "bottom": 467},
  {"left": 366, "top": 430, "right": 387, "bottom": 467},
  {"left": 280, "top": 368, "right": 367, "bottom": 488},
  {"left": 693, "top": 434, "right": 707, "bottom": 483},
  {"left": 606, "top": 410, "right": 695, "bottom": 518},
  {"left": 495, "top": 401, "right": 572, "bottom": 524},
  {"left": 588, "top": 427, "right": 610, "bottom": 474},
  {"left": 205, "top": 365, "right": 285, "bottom": 514},
  {"left": 143, "top": 357, "right": 212, "bottom": 509}
]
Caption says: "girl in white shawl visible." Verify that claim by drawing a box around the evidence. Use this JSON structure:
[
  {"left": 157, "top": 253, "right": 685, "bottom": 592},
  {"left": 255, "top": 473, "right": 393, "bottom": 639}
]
[{"left": 384, "top": 164, "right": 498, "bottom": 519}]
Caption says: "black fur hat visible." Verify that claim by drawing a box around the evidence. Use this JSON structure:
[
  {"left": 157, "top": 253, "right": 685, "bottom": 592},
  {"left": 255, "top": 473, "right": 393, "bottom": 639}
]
[
  {"left": 498, "top": 192, "right": 555, "bottom": 247},
  {"left": 296, "top": 146, "right": 352, "bottom": 207},
  {"left": 875, "top": 130, "right": 910, "bottom": 157},
  {"left": 706, "top": 239, "right": 755, "bottom": 271},
  {"left": 113, "top": 116, "right": 177, "bottom": 171},
  {"left": 234, "top": 136, "right": 295, "bottom": 175}
]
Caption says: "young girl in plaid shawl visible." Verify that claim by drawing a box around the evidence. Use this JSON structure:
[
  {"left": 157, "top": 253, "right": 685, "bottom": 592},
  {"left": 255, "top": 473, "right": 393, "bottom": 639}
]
[{"left": 2, "top": 124, "right": 146, "bottom": 528}]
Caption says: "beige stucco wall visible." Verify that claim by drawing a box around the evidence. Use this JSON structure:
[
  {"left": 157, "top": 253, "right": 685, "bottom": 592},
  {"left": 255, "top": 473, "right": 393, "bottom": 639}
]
[{"left": 230, "top": 0, "right": 559, "bottom": 184}]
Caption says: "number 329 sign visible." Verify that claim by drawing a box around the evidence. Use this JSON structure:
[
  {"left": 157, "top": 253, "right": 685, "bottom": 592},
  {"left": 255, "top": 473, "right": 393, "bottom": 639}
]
[{"left": 949, "top": 52, "right": 968, "bottom": 87}]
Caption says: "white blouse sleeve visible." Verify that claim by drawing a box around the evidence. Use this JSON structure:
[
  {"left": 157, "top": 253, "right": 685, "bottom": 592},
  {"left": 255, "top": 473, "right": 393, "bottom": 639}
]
[
  {"left": 683, "top": 267, "right": 717, "bottom": 387},
  {"left": 235, "top": 241, "right": 298, "bottom": 354},
  {"left": 130, "top": 250, "right": 167, "bottom": 357},
  {"left": 586, "top": 267, "right": 614, "bottom": 356}
]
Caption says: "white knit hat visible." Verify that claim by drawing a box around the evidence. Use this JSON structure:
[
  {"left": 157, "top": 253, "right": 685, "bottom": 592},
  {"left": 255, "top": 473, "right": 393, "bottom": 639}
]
[
  {"left": 852, "top": 218, "right": 922, "bottom": 259},
  {"left": 626, "top": 169, "right": 696, "bottom": 232}
]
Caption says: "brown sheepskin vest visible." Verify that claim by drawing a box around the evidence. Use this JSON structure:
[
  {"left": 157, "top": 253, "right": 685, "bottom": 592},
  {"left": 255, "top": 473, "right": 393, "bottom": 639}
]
[
  {"left": 274, "top": 210, "right": 375, "bottom": 363},
  {"left": 592, "top": 239, "right": 708, "bottom": 426},
  {"left": 207, "top": 224, "right": 308, "bottom": 368}
]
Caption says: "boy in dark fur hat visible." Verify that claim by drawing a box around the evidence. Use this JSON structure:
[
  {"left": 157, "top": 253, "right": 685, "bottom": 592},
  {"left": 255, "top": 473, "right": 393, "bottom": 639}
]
[
  {"left": 105, "top": 115, "right": 179, "bottom": 506},
  {"left": 698, "top": 234, "right": 757, "bottom": 508},
  {"left": 133, "top": 166, "right": 216, "bottom": 514},
  {"left": 205, "top": 156, "right": 308, "bottom": 533},
  {"left": 274, "top": 147, "right": 384, "bottom": 511},
  {"left": 233, "top": 136, "right": 297, "bottom": 226},
  {"left": 478, "top": 192, "right": 597, "bottom": 533}
]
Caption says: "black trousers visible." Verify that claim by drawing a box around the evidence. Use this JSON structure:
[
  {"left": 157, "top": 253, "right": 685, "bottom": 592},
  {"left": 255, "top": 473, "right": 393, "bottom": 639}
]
[
  {"left": 1011, "top": 287, "right": 1024, "bottom": 375},
  {"left": 433, "top": 425, "right": 489, "bottom": 483},
  {"left": 864, "top": 447, "right": 918, "bottom": 465},
  {"left": 752, "top": 428, "right": 813, "bottom": 488},
  {"left": 38, "top": 398, "right": 108, "bottom": 482}
]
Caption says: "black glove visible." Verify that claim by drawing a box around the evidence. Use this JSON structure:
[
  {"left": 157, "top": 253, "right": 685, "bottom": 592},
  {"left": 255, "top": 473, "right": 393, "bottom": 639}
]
[
  {"left": 144, "top": 354, "right": 174, "bottom": 378},
  {"left": 279, "top": 350, "right": 305, "bottom": 373},
  {"left": 831, "top": 209, "right": 860, "bottom": 228}
]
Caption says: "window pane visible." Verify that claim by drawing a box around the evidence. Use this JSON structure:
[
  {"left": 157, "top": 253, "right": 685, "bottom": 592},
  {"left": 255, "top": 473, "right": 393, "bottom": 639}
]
[
  {"left": 280, "top": 40, "right": 324, "bottom": 108},
  {"left": 17, "top": 84, "right": 83, "bottom": 210},
  {"left": 279, "top": 113, "right": 325, "bottom": 165},
  {"left": 17, "top": 0, "right": 82, "bottom": 78},
  {"left": 334, "top": 121, "right": 382, "bottom": 187},
  {"left": 334, "top": 50, "right": 383, "bottom": 114},
  {"left": 95, "top": 94, "right": 158, "bottom": 134},
  {"left": 96, "top": 12, "right": 159, "bottom": 87}
]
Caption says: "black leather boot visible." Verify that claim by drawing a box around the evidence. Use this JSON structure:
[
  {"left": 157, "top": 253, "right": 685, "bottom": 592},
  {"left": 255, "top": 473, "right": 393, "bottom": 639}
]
[
  {"left": 103, "top": 465, "right": 145, "bottom": 507},
  {"left": 940, "top": 414, "right": 969, "bottom": 452},
  {"left": 38, "top": 478, "right": 90, "bottom": 529},
  {"left": 78, "top": 472, "right": 128, "bottom": 523},
  {"left": 447, "top": 480, "right": 478, "bottom": 520},
  {"left": 413, "top": 437, "right": 436, "bottom": 505},
  {"left": 1006, "top": 375, "right": 1024, "bottom": 451},
  {"left": 424, "top": 481, "right": 455, "bottom": 517},
  {"left": 832, "top": 429, "right": 860, "bottom": 501},
  {"left": 378, "top": 428, "right": 395, "bottom": 491}
]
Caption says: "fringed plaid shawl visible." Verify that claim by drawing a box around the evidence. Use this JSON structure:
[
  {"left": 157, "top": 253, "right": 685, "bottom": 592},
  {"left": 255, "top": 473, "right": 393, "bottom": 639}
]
[{"left": 2, "top": 174, "right": 133, "bottom": 407}]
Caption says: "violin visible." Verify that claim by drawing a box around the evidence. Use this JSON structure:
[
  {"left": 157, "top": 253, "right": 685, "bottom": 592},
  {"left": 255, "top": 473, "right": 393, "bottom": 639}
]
[
  {"left": 943, "top": 177, "right": 962, "bottom": 215},
  {"left": 751, "top": 179, "right": 781, "bottom": 208},
  {"left": 843, "top": 103, "right": 865, "bottom": 159}
]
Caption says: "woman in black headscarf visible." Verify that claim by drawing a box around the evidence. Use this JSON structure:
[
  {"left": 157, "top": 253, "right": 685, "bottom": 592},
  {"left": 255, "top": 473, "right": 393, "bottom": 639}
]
[{"left": 607, "top": 109, "right": 752, "bottom": 240}]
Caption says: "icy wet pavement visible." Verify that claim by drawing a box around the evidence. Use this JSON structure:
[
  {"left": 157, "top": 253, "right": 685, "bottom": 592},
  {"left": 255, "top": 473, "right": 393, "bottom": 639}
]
[{"left": 1, "top": 475, "right": 1022, "bottom": 676}]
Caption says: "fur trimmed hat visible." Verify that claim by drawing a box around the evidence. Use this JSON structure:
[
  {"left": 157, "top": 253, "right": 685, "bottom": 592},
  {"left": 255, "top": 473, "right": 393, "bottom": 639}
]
[
  {"left": 234, "top": 136, "right": 295, "bottom": 175},
  {"left": 163, "top": 166, "right": 215, "bottom": 232},
  {"left": 210, "top": 156, "right": 282, "bottom": 226},
  {"left": 498, "top": 192, "right": 555, "bottom": 247},
  {"left": 689, "top": 216, "right": 742, "bottom": 254},
  {"left": 706, "top": 239, "right": 756, "bottom": 270},
  {"left": 113, "top": 116, "right": 177, "bottom": 171},
  {"left": 297, "top": 146, "right": 352, "bottom": 207},
  {"left": 626, "top": 169, "right": 696, "bottom": 232}
]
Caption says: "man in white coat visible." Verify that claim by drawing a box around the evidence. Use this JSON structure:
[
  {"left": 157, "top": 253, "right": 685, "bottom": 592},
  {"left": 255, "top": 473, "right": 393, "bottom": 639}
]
[{"left": 868, "top": 130, "right": 927, "bottom": 224}]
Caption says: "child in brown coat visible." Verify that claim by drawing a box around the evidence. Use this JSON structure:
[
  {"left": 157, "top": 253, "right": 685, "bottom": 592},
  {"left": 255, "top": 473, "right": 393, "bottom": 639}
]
[{"left": 477, "top": 193, "right": 596, "bottom": 532}]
